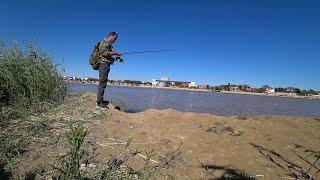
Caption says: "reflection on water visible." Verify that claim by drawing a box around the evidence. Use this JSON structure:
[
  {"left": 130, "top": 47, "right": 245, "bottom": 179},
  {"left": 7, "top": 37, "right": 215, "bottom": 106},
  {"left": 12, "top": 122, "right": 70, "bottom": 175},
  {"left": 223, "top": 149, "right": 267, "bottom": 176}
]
[{"left": 69, "top": 83, "right": 320, "bottom": 117}]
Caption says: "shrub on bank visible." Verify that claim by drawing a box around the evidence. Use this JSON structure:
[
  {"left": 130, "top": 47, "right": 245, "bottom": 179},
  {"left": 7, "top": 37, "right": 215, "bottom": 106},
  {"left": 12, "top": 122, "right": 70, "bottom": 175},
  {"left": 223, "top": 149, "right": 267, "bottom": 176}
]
[{"left": 0, "top": 41, "right": 67, "bottom": 111}]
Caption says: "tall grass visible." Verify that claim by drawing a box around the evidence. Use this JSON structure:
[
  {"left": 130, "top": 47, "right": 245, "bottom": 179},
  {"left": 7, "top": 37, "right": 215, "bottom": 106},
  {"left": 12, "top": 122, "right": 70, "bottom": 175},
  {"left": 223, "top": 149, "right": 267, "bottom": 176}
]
[
  {"left": 0, "top": 41, "right": 67, "bottom": 177},
  {"left": 0, "top": 41, "right": 67, "bottom": 113}
]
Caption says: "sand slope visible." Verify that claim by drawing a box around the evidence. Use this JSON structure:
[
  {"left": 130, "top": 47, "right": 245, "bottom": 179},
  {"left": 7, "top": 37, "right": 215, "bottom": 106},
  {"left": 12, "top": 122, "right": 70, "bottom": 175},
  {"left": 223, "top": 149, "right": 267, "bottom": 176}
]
[{"left": 79, "top": 93, "right": 320, "bottom": 179}]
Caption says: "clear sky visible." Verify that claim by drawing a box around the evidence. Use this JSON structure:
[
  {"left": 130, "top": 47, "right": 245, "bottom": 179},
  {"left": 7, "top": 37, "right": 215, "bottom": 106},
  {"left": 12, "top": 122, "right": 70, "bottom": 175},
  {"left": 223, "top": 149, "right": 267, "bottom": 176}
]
[{"left": 1, "top": 0, "right": 319, "bottom": 90}]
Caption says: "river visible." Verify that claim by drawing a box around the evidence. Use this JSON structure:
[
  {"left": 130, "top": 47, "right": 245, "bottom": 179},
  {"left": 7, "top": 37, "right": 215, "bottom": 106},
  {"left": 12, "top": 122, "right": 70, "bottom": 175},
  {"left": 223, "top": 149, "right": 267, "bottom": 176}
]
[{"left": 68, "top": 83, "right": 320, "bottom": 117}]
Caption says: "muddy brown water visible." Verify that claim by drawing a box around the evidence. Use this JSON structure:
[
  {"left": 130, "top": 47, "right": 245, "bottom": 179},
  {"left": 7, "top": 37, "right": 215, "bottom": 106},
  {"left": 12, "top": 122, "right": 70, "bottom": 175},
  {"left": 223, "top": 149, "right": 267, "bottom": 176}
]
[{"left": 68, "top": 83, "right": 320, "bottom": 117}]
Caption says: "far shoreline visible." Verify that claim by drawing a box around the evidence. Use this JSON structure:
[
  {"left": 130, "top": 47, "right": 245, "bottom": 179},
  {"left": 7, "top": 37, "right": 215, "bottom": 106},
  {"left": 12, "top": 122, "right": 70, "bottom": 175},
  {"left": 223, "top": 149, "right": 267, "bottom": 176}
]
[{"left": 68, "top": 81, "right": 320, "bottom": 101}]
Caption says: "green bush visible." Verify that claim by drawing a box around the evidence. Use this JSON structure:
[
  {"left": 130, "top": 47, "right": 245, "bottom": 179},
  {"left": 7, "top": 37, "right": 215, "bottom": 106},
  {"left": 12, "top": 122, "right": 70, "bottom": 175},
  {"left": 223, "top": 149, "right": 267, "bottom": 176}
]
[{"left": 0, "top": 41, "right": 67, "bottom": 111}]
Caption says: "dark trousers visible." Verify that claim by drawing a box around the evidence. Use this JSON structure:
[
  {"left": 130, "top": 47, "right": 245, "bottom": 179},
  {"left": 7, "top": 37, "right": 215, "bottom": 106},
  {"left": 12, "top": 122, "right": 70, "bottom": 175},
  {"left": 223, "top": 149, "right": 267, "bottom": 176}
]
[{"left": 97, "top": 62, "right": 110, "bottom": 103}]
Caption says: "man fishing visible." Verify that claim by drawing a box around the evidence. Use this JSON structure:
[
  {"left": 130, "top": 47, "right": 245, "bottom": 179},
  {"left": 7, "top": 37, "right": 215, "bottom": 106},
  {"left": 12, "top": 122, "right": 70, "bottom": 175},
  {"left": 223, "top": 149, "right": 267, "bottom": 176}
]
[
  {"left": 89, "top": 32, "right": 182, "bottom": 109},
  {"left": 95, "top": 32, "right": 122, "bottom": 109}
]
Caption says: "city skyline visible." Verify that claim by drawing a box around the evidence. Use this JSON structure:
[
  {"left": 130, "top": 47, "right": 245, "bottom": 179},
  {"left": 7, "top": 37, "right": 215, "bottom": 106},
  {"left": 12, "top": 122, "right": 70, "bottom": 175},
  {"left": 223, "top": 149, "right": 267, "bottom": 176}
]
[{"left": 64, "top": 74, "right": 319, "bottom": 91}]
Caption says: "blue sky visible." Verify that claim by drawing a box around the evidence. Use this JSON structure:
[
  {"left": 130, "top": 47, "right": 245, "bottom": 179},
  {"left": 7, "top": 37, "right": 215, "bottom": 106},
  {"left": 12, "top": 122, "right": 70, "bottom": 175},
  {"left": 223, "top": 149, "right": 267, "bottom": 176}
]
[{"left": 1, "top": 0, "right": 319, "bottom": 90}]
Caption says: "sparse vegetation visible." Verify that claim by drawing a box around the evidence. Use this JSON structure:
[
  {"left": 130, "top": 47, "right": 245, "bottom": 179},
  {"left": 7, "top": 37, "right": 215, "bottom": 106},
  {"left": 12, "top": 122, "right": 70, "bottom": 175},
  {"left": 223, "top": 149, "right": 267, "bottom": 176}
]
[
  {"left": 206, "top": 122, "right": 244, "bottom": 137},
  {"left": 50, "top": 121, "right": 182, "bottom": 179},
  {"left": 313, "top": 117, "right": 320, "bottom": 121},
  {"left": 0, "top": 93, "right": 104, "bottom": 178},
  {"left": 202, "top": 163, "right": 256, "bottom": 179},
  {"left": 237, "top": 114, "right": 248, "bottom": 120},
  {"left": 251, "top": 143, "right": 320, "bottom": 180},
  {"left": 51, "top": 121, "right": 89, "bottom": 179},
  {"left": 0, "top": 131, "right": 27, "bottom": 174}
]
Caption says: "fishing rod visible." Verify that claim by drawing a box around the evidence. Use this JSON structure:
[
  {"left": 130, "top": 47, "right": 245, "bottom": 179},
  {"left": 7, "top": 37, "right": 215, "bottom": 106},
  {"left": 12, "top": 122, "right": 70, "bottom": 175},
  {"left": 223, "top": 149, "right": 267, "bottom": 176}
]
[
  {"left": 115, "top": 49, "right": 188, "bottom": 62},
  {"left": 122, "top": 49, "right": 186, "bottom": 55}
]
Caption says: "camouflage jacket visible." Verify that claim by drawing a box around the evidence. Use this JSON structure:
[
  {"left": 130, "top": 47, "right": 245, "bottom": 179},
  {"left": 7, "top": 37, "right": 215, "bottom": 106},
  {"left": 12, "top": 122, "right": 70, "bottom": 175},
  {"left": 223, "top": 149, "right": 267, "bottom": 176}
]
[{"left": 98, "top": 39, "right": 115, "bottom": 63}]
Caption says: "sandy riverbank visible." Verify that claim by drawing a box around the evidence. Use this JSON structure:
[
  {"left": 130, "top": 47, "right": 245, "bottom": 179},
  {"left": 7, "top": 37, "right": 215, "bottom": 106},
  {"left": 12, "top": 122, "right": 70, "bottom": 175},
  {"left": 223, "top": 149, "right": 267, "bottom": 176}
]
[
  {"left": 84, "top": 94, "right": 320, "bottom": 179},
  {"left": 81, "top": 93, "right": 319, "bottom": 179},
  {"left": 11, "top": 92, "right": 319, "bottom": 179}
]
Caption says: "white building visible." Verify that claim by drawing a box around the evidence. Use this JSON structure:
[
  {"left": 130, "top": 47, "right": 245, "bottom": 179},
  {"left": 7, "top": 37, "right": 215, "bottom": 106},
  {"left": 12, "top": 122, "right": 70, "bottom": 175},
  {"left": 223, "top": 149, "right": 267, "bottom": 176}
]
[
  {"left": 152, "top": 79, "right": 159, "bottom": 86},
  {"left": 152, "top": 76, "right": 196, "bottom": 88},
  {"left": 189, "top": 81, "right": 196, "bottom": 88},
  {"left": 265, "top": 87, "right": 275, "bottom": 93},
  {"left": 152, "top": 76, "right": 170, "bottom": 87}
]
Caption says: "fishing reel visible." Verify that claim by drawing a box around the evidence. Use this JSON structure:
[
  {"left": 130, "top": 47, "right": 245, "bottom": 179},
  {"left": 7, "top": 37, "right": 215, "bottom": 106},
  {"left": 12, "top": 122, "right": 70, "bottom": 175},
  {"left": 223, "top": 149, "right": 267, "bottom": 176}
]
[{"left": 115, "top": 56, "right": 124, "bottom": 62}]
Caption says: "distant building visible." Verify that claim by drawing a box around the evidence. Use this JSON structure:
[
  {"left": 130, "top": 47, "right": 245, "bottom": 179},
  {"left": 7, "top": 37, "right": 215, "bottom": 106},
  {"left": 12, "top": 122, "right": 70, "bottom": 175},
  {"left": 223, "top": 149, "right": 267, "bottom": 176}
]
[
  {"left": 64, "top": 76, "right": 82, "bottom": 82},
  {"left": 239, "top": 85, "right": 251, "bottom": 92},
  {"left": 152, "top": 76, "right": 195, "bottom": 88},
  {"left": 230, "top": 85, "right": 239, "bottom": 91},
  {"left": 85, "top": 77, "right": 99, "bottom": 83},
  {"left": 143, "top": 82, "right": 152, "bottom": 86},
  {"left": 152, "top": 79, "right": 169, "bottom": 87},
  {"left": 286, "top": 87, "right": 298, "bottom": 93},
  {"left": 265, "top": 87, "right": 275, "bottom": 93},
  {"left": 198, "top": 84, "right": 209, "bottom": 89},
  {"left": 151, "top": 79, "right": 158, "bottom": 86},
  {"left": 261, "top": 85, "right": 275, "bottom": 93},
  {"left": 178, "top": 82, "right": 191, "bottom": 88},
  {"left": 189, "top": 82, "right": 196, "bottom": 88}
]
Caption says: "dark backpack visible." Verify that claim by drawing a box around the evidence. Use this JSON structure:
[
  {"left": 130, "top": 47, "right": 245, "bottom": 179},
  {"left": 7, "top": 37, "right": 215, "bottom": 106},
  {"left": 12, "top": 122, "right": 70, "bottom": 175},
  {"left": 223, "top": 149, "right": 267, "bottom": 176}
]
[{"left": 89, "top": 41, "right": 101, "bottom": 70}]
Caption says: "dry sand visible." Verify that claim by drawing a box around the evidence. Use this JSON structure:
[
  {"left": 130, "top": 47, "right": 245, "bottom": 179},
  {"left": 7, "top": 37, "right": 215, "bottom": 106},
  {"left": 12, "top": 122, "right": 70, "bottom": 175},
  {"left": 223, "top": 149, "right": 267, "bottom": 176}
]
[
  {"left": 11, "top": 92, "right": 319, "bottom": 179},
  {"left": 79, "top": 93, "right": 320, "bottom": 179}
]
